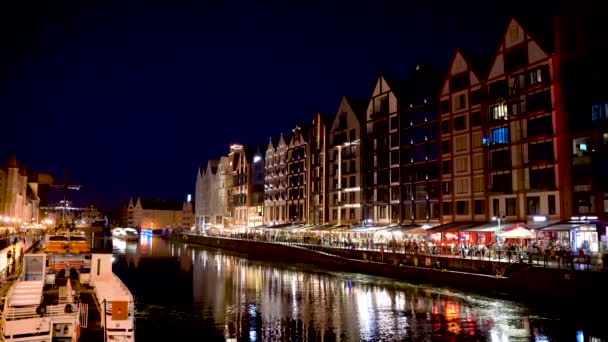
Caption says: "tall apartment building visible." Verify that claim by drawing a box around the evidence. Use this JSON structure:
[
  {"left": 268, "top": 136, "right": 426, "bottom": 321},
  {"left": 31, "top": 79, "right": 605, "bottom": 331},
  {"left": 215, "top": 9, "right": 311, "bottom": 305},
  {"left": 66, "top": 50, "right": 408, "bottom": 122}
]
[
  {"left": 401, "top": 65, "right": 444, "bottom": 225},
  {"left": 228, "top": 144, "right": 249, "bottom": 226},
  {"left": 264, "top": 134, "right": 289, "bottom": 226},
  {"left": 195, "top": 160, "right": 219, "bottom": 230},
  {"left": 307, "top": 112, "right": 330, "bottom": 225},
  {"left": 554, "top": 16, "right": 608, "bottom": 219},
  {"left": 329, "top": 96, "right": 366, "bottom": 226},
  {"left": 246, "top": 146, "right": 265, "bottom": 228},
  {"left": 364, "top": 75, "right": 403, "bottom": 224},
  {"left": 439, "top": 51, "right": 488, "bottom": 223},
  {"left": 195, "top": 157, "right": 231, "bottom": 230},
  {"left": 287, "top": 125, "right": 308, "bottom": 223},
  {"left": 483, "top": 19, "right": 566, "bottom": 225}
]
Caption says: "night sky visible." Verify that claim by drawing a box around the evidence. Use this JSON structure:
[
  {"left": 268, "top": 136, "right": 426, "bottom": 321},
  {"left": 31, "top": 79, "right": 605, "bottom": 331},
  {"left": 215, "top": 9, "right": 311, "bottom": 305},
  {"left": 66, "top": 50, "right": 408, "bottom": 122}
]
[{"left": 0, "top": 0, "right": 553, "bottom": 210}]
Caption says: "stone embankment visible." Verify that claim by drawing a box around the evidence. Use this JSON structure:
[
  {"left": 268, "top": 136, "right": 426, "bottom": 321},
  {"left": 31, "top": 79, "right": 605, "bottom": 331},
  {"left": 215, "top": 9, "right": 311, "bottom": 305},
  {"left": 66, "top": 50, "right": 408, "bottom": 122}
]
[{"left": 171, "top": 234, "right": 608, "bottom": 300}]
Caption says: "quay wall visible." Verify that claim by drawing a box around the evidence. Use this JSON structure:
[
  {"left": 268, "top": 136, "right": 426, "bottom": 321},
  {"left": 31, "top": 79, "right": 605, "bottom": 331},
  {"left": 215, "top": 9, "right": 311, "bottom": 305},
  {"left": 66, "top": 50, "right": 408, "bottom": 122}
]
[{"left": 172, "top": 235, "right": 608, "bottom": 300}]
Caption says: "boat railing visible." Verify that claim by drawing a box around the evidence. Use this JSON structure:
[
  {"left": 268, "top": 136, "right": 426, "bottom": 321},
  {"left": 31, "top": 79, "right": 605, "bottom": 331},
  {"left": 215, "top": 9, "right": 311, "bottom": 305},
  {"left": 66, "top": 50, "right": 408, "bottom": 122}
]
[{"left": 3, "top": 303, "right": 79, "bottom": 321}]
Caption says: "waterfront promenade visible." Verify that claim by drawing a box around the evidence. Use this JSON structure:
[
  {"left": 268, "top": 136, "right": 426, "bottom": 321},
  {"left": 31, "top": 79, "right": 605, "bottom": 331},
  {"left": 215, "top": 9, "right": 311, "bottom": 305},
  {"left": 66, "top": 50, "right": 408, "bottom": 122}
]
[{"left": 168, "top": 231, "right": 608, "bottom": 300}]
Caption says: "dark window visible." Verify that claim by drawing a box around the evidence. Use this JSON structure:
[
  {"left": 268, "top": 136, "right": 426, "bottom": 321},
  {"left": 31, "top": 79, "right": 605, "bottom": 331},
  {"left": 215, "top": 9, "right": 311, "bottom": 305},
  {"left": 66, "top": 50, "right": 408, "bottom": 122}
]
[
  {"left": 504, "top": 46, "right": 528, "bottom": 72},
  {"left": 456, "top": 201, "right": 468, "bottom": 215},
  {"left": 443, "top": 202, "right": 452, "bottom": 215},
  {"left": 390, "top": 168, "right": 399, "bottom": 183},
  {"left": 414, "top": 129, "right": 425, "bottom": 144},
  {"left": 349, "top": 129, "right": 356, "bottom": 141},
  {"left": 488, "top": 80, "right": 507, "bottom": 100},
  {"left": 457, "top": 94, "right": 466, "bottom": 110},
  {"left": 390, "top": 150, "right": 399, "bottom": 165},
  {"left": 527, "top": 115, "right": 553, "bottom": 138},
  {"left": 414, "top": 145, "right": 426, "bottom": 162},
  {"left": 441, "top": 120, "right": 450, "bottom": 134},
  {"left": 492, "top": 173, "right": 512, "bottom": 193},
  {"left": 390, "top": 116, "right": 399, "bottom": 131},
  {"left": 474, "top": 199, "right": 484, "bottom": 215},
  {"left": 440, "top": 100, "right": 449, "bottom": 114},
  {"left": 471, "top": 111, "right": 482, "bottom": 127},
  {"left": 491, "top": 150, "right": 511, "bottom": 170},
  {"left": 493, "top": 199, "right": 499, "bottom": 216},
  {"left": 428, "top": 125, "right": 438, "bottom": 141},
  {"left": 441, "top": 141, "right": 451, "bottom": 154},
  {"left": 470, "top": 89, "right": 482, "bottom": 105},
  {"left": 526, "top": 90, "right": 552, "bottom": 113},
  {"left": 414, "top": 109, "right": 426, "bottom": 125},
  {"left": 427, "top": 144, "right": 439, "bottom": 161},
  {"left": 530, "top": 168, "right": 555, "bottom": 190},
  {"left": 428, "top": 181, "right": 439, "bottom": 198},
  {"left": 548, "top": 195, "right": 556, "bottom": 215},
  {"left": 506, "top": 198, "right": 516, "bottom": 216},
  {"left": 427, "top": 108, "right": 438, "bottom": 121},
  {"left": 442, "top": 160, "right": 451, "bottom": 174},
  {"left": 427, "top": 162, "right": 439, "bottom": 179},
  {"left": 338, "top": 113, "right": 347, "bottom": 130},
  {"left": 526, "top": 196, "right": 540, "bottom": 215},
  {"left": 450, "top": 73, "right": 469, "bottom": 91},
  {"left": 529, "top": 141, "right": 554, "bottom": 164},
  {"left": 350, "top": 160, "right": 356, "bottom": 172},
  {"left": 454, "top": 116, "right": 466, "bottom": 130},
  {"left": 390, "top": 133, "right": 400, "bottom": 148}
]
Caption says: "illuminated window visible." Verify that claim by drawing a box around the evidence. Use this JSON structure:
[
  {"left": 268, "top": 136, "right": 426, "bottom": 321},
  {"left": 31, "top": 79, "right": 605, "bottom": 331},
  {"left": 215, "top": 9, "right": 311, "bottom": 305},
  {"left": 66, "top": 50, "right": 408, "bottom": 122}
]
[
  {"left": 490, "top": 127, "right": 510, "bottom": 145},
  {"left": 490, "top": 103, "right": 509, "bottom": 120}
]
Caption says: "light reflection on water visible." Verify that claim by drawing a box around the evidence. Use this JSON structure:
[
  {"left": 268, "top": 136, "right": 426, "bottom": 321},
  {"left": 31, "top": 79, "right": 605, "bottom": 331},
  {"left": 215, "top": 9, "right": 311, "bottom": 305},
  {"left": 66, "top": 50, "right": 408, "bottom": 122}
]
[{"left": 112, "top": 237, "right": 606, "bottom": 342}]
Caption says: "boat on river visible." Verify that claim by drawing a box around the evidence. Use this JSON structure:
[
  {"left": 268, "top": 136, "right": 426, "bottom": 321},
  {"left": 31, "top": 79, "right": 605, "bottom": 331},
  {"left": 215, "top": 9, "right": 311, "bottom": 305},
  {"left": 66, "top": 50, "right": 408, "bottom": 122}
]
[
  {"left": 44, "top": 230, "right": 91, "bottom": 254},
  {"left": 112, "top": 228, "right": 139, "bottom": 242},
  {"left": 1, "top": 233, "right": 135, "bottom": 341}
]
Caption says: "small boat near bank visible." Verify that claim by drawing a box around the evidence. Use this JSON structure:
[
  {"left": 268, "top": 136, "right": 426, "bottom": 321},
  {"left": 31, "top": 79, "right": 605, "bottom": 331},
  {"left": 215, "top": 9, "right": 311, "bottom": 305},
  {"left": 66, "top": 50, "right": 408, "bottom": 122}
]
[
  {"left": 111, "top": 228, "right": 139, "bottom": 242},
  {"left": 1, "top": 233, "right": 135, "bottom": 341}
]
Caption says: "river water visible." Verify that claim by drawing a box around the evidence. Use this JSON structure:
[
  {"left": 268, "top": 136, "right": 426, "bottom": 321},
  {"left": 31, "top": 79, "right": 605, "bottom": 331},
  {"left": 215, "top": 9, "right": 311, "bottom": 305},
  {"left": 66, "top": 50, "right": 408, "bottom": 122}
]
[{"left": 110, "top": 235, "right": 605, "bottom": 341}]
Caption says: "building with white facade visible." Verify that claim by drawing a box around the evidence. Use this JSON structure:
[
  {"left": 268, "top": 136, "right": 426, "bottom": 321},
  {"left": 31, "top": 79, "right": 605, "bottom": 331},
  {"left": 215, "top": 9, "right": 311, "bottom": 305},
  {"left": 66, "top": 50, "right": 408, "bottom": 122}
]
[
  {"left": 264, "top": 135, "right": 288, "bottom": 226},
  {"left": 0, "top": 155, "right": 40, "bottom": 226}
]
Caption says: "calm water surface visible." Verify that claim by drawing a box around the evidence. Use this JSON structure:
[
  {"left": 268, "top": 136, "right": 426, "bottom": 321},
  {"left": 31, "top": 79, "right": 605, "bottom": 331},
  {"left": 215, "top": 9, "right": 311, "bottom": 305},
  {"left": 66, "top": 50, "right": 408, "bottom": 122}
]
[{"left": 110, "top": 236, "right": 605, "bottom": 341}]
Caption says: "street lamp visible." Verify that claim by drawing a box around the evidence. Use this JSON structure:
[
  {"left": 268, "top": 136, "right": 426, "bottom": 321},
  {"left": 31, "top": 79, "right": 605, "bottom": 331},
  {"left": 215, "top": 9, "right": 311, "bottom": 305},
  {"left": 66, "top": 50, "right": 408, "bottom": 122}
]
[{"left": 492, "top": 215, "right": 505, "bottom": 244}]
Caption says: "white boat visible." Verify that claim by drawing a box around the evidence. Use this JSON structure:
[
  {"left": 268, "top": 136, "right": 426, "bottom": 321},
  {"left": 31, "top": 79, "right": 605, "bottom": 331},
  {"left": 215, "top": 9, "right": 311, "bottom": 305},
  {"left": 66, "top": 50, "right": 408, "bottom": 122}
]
[
  {"left": 1, "top": 251, "right": 135, "bottom": 341},
  {"left": 112, "top": 228, "right": 139, "bottom": 241}
]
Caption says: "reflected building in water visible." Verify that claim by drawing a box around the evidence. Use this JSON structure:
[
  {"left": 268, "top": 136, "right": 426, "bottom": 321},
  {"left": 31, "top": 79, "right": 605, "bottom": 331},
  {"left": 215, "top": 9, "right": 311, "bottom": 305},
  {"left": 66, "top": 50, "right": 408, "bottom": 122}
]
[
  {"left": 187, "top": 244, "right": 534, "bottom": 341},
  {"left": 117, "top": 237, "right": 604, "bottom": 342}
]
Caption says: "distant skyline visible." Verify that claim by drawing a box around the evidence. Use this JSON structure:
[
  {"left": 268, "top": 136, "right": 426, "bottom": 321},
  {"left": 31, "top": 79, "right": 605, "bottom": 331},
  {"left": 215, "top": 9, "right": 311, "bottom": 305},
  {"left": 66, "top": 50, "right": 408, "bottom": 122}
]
[{"left": 0, "top": 0, "right": 557, "bottom": 209}]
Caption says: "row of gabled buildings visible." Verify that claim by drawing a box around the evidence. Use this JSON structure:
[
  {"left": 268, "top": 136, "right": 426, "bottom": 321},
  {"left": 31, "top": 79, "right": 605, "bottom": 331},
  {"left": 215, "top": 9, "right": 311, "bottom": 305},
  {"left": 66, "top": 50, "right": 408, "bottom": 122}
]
[
  {"left": 0, "top": 155, "right": 48, "bottom": 226},
  {"left": 195, "top": 17, "right": 608, "bottom": 250}
]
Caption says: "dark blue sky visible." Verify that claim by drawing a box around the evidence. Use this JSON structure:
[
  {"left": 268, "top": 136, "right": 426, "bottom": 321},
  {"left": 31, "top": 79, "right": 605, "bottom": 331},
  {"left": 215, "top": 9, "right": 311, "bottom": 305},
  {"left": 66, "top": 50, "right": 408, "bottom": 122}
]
[{"left": 0, "top": 0, "right": 551, "bottom": 209}]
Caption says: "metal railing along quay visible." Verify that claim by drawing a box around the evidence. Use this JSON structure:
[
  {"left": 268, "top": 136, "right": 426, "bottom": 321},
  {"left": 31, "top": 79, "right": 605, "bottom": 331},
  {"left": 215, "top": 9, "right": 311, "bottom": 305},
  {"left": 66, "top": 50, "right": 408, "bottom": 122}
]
[{"left": 175, "top": 231, "right": 603, "bottom": 273}]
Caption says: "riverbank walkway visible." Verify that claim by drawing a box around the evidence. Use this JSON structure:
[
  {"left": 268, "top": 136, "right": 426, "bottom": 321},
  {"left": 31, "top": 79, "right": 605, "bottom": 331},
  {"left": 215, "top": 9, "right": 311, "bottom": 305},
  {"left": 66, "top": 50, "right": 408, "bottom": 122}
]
[{"left": 178, "top": 231, "right": 602, "bottom": 273}]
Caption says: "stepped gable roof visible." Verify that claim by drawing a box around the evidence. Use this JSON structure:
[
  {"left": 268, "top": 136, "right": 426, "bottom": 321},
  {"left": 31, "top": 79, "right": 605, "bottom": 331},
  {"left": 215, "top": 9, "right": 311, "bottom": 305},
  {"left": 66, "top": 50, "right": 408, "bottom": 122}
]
[
  {"left": 139, "top": 198, "right": 183, "bottom": 211},
  {"left": 344, "top": 96, "right": 368, "bottom": 123}
]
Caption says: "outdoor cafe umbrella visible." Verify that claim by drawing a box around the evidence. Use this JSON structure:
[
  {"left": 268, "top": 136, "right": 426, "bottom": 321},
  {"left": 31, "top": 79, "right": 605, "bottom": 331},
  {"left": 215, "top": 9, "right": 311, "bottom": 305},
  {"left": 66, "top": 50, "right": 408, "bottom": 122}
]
[{"left": 499, "top": 227, "right": 536, "bottom": 239}]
